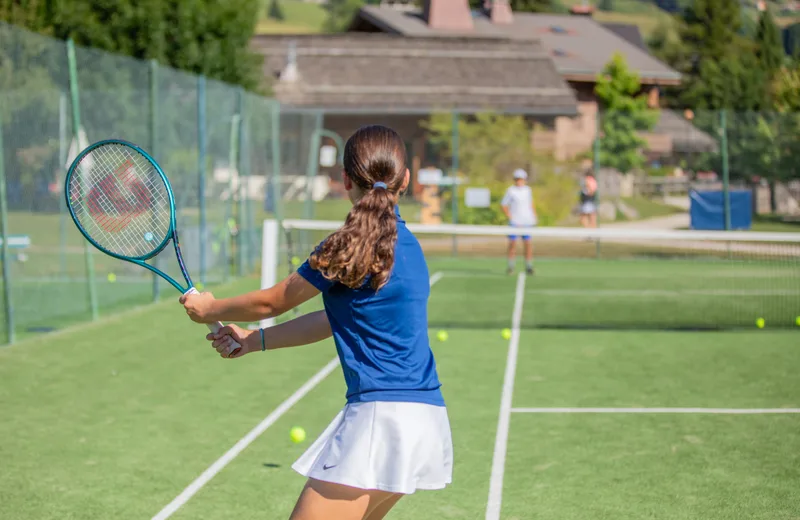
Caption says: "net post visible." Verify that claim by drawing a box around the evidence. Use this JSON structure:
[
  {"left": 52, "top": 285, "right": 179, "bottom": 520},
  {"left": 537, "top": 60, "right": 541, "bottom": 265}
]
[
  {"left": 67, "top": 39, "right": 99, "bottom": 321},
  {"left": 0, "top": 97, "right": 15, "bottom": 344},
  {"left": 197, "top": 75, "right": 208, "bottom": 286},
  {"left": 450, "top": 110, "right": 460, "bottom": 256},
  {"left": 720, "top": 109, "right": 731, "bottom": 231},
  {"left": 259, "top": 219, "right": 280, "bottom": 329},
  {"left": 149, "top": 59, "right": 161, "bottom": 302}
]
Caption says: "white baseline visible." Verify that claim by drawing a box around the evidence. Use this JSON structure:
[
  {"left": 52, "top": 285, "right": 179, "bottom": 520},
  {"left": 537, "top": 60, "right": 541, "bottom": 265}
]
[
  {"left": 485, "top": 273, "right": 527, "bottom": 520},
  {"left": 152, "top": 273, "right": 445, "bottom": 520}
]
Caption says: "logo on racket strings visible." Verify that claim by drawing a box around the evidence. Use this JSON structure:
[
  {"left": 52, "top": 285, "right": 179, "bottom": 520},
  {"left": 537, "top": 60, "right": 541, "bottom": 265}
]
[{"left": 86, "top": 159, "right": 152, "bottom": 233}]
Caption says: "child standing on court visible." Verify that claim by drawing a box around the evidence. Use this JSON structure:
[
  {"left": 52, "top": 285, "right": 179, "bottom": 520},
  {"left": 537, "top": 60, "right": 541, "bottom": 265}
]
[
  {"left": 181, "top": 125, "right": 452, "bottom": 520},
  {"left": 501, "top": 168, "right": 537, "bottom": 275}
]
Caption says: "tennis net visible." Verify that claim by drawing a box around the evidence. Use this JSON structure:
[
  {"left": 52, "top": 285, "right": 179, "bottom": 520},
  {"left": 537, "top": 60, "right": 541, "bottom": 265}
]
[{"left": 261, "top": 219, "right": 800, "bottom": 331}]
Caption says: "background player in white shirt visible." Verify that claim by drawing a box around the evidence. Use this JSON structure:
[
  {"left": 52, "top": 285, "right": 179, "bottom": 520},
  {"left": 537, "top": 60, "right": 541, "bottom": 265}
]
[{"left": 501, "top": 169, "right": 536, "bottom": 275}]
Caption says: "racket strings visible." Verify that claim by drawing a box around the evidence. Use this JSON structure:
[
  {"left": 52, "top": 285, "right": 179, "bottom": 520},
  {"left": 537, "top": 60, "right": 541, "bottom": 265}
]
[{"left": 69, "top": 143, "right": 172, "bottom": 258}]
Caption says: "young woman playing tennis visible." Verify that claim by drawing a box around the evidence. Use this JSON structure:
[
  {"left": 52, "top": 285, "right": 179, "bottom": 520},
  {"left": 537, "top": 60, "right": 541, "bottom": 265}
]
[{"left": 181, "top": 125, "right": 452, "bottom": 520}]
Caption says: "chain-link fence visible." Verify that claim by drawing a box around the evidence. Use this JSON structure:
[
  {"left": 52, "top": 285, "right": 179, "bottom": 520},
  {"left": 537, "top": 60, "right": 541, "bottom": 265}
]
[{"left": 0, "top": 22, "right": 319, "bottom": 343}]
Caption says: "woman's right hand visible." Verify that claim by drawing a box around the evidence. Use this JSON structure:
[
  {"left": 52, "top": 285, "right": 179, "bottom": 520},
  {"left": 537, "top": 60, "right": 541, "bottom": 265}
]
[{"left": 207, "top": 324, "right": 255, "bottom": 359}]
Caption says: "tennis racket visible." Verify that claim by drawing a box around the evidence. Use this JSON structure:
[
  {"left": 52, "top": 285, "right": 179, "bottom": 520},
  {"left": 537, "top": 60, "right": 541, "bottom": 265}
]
[{"left": 65, "top": 139, "right": 242, "bottom": 357}]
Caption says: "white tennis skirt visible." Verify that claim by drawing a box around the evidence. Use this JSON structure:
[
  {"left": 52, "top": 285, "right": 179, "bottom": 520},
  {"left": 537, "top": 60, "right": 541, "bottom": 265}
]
[{"left": 292, "top": 401, "right": 453, "bottom": 494}]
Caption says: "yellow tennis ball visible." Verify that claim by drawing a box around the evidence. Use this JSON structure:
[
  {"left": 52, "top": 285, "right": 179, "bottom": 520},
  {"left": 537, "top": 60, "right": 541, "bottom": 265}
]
[
  {"left": 756, "top": 318, "right": 765, "bottom": 329},
  {"left": 291, "top": 256, "right": 301, "bottom": 267},
  {"left": 437, "top": 330, "right": 448, "bottom": 342},
  {"left": 107, "top": 273, "right": 116, "bottom": 283},
  {"left": 795, "top": 316, "right": 800, "bottom": 327},
  {"left": 196, "top": 282, "right": 204, "bottom": 291},
  {"left": 501, "top": 328, "right": 512, "bottom": 340},
  {"left": 290, "top": 426, "right": 306, "bottom": 444}
]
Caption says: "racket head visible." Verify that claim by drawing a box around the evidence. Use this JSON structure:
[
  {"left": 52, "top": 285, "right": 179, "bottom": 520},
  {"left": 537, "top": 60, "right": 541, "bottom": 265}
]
[{"left": 65, "top": 139, "right": 176, "bottom": 263}]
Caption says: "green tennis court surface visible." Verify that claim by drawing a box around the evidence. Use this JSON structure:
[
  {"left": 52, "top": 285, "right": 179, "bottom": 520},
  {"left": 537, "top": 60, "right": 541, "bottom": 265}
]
[{"left": 1, "top": 258, "right": 799, "bottom": 519}]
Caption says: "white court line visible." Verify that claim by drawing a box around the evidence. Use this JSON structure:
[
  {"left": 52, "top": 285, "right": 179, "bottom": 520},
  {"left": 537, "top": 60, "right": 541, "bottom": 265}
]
[
  {"left": 429, "top": 271, "right": 444, "bottom": 286},
  {"left": 485, "top": 272, "right": 526, "bottom": 520},
  {"left": 511, "top": 407, "right": 800, "bottom": 414},
  {"left": 151, "top": 357, "right": 340, "bottom": 520},
  {"left": 152, "top": 273, "right": 445, "bottom": 520}
]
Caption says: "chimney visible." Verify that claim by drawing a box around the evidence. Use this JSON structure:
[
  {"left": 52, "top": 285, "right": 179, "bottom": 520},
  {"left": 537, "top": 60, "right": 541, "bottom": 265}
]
[
  {"left": 490, "top": 0, "right": 514, "bottom": 24},
  {"left": 422, "top": 0, "right": 474, "bottom": 31}
]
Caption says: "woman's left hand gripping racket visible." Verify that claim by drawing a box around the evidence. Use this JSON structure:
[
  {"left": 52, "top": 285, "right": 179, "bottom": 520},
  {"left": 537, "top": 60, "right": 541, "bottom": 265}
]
[{"left": 65, "top": 139, "right": 242, "bottom": 357}]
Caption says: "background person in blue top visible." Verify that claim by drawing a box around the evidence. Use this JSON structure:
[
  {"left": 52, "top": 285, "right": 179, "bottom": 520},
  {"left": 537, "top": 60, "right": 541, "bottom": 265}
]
[{"left": 181, "top": 125, "right": 453, "bottom": 520}]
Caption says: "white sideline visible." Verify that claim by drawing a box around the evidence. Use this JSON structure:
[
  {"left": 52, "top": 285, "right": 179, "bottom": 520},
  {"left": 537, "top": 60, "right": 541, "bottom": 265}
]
[
  {"left": 485, "top": 273, "right": 526, "bottom": 520},
  {"left": 151, "top": 273, "right": 445, "bottom": 520},
  {"left": 511, "top": 407, "right": 800, "bottom": 414}
]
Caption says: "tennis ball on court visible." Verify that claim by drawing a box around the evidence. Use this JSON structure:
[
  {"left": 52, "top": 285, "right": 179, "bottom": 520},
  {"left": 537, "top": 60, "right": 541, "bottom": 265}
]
[
  {"left": 107, "top": 273, "right": 116, "bottom": 283},
  {"left": 291, "top": 256, "right": 301, "bottom": 267},
  {"left": 437, "top": 330, "right": 449, "bottom": 342},
  {"left": 795, "top": 316, "right": 800, "bottom": 327},
  {"left": 501, "top": 328, "right": 512, "bottom": 340},
  {"left": 290, "top": 426, "right": 306, "bottom": 444},
  {"left": 756, "top": 318, "right": 765, "bottom": 329}
]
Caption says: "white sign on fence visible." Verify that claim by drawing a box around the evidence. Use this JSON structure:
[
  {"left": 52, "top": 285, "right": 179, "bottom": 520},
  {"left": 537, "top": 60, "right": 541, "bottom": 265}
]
[
  {"left": 319, "top": 145, "right": 337, "bottom": 167},
  {"left": 465, "top": 187, "right": 491, "bottom": 208},
  {"left": 417, "top": 167, "right": 444, "bottom": 186}
]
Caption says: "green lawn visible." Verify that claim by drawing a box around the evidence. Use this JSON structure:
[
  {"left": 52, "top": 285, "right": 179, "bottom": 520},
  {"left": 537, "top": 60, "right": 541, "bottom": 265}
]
[
  {"left": 256, "top": 0, "right": 327, "bottom": 34},
  {"left": 618, "top": 196, "right": 683, "bottom": 221},
  {"left": 1, "top": 257, "right": 798, "bottom": 519}
]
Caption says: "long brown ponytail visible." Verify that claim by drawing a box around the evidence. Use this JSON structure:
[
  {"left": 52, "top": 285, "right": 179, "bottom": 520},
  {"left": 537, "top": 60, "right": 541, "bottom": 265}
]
[{"left": 309, "top": 125, "right": 407, "bottom": 290}]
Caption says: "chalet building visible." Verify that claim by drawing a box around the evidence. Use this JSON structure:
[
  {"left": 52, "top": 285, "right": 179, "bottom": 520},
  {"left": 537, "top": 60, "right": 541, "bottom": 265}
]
[{"left": 252, "top": 0, "right": 715, "bottom": 188}]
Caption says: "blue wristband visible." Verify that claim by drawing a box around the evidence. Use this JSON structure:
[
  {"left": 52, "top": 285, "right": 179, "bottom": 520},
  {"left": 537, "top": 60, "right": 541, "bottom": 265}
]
[{"left": 260, "top": 328, "right": 266, "bottom": 352}]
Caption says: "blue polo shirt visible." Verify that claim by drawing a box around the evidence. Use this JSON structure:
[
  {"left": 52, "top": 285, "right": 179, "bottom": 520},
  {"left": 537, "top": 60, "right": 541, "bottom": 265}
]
[{"left": 297, "top": 208, "right": 445, "bottom": 407}]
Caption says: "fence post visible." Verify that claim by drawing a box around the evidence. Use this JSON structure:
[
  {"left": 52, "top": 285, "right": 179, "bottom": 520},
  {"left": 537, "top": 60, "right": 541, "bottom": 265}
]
[
  {"left": 149, "top": 59, "right": 161, "bottom": 301},
  {"left": 67, "top": 39, "right": 99, "bottom": 320},
  {"left": 268, "top": 101, "right": 283, "bottom": 272},
  {"left": 58, "top": 92, "right": 68, "bottom": 277},
  {"left": 304, "top": 112, "right": 323, "bottom": 222},
  {"left": 593, "top": 109, "right": 602, "bottom": 259},
  {"left": 450, "top": 110, "right": 459, "bottom": 256},
  {"left": 720, "top": 110, "right": 731, "bottom": 231},
  {"left": 0, "top": 99, "right": 15, "bottom": 344},
  {"left": 197, "top": 75, "right": 208, "bottom": 286},
  {"left": 236, "top": 89, "right": 247, "bottom": 276},
  {"left": 226, "top": 104, "right": 241, "bottom": 282}
]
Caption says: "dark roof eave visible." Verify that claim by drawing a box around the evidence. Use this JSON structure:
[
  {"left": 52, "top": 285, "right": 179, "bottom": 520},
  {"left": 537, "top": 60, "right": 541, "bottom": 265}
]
[
  {"left": 351, "top": 10, "right": 404, "bottom": 35},
  {"left": 277, "top": 104, "right": 579, "bottom": 117},
  {"left": 562, "top": 71, "right": 682, "bottom": 86}
]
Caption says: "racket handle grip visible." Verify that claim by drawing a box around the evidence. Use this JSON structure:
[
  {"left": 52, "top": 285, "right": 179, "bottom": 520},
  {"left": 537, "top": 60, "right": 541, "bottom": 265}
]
[
  {"left": 184, "top": 287, "right": 243, "bottom": 358},
  {"left": 207, "top": 322, "right": 243, "bottom": 358}
]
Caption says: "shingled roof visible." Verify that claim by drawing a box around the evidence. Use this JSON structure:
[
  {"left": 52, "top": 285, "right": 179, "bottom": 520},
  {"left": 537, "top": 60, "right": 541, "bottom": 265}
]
[
  {"left": 351, "top": 7, "right": 681, "bottom": 85},
  {"left": 252, "top": 34, "right": 577, "bottom": 115}
]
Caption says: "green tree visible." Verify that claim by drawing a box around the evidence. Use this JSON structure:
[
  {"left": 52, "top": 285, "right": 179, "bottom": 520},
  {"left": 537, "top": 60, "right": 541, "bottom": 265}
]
[
  {"left": 594, "top": 53, "right": 658, "bottom": 173},
  {"left": 598, "top": 0, "right": 614, "bottom": 12},
  {"left": 323, "top": 0, "right": 364, "bottom": 32},
  {"left": 670, "top": 0, "right": 767, "bottom": 110},
  {"left": 268, "top": 0, "right": 285, "bottom": 21},
  {"left": 756, "top": 7, "right": 784, "bottom": 80},
  {"left": 5, "top": 0, "right": 262, "bottom": 89}
]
